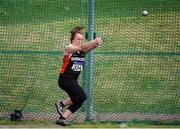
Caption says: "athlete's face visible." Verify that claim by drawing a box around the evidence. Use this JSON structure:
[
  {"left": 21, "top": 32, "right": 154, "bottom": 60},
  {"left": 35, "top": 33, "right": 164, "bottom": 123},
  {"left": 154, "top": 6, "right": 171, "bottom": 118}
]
[{"left": 73, "top": 33, "right": 84, "bottom": 46}]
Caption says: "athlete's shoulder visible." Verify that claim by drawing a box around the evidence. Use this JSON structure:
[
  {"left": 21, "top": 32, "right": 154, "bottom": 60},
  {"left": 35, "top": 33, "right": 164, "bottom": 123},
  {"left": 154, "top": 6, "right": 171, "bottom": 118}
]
[
  {"left": 65, "top": 44, "right": 82, "bottom": 54},
  {"left": 64, "top": 44, "right": 73, "bottom": 54}
]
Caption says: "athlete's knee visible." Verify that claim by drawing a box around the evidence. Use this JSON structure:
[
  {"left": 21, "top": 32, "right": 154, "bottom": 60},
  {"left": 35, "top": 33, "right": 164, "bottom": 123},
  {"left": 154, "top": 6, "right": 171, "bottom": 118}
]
[
  {"left": 77, "top": 92, "right": 87, "bottom": 105},
  {"left": 70, "top": 90, "right": 87, "bottom": 105}
]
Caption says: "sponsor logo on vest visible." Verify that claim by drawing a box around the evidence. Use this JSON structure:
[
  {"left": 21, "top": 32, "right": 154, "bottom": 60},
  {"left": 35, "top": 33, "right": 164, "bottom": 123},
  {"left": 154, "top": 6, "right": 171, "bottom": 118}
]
[{"left": 71, "top": 57, "right": 85, "bottom": 62}]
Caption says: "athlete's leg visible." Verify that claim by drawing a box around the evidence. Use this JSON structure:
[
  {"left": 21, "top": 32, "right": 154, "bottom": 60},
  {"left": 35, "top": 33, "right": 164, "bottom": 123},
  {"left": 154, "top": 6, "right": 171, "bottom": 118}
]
[
  {"left": 66, "top": 83, "right": 87, "bottom": 114},
  {"left": 59, "top": 77, "right": 87, "bottom": 118},
  {"left": 62, "top": 98, "right": 73, "bottom": 106},
  {"left": 56, "top": 76, "right": 86, "bottom": 126}
]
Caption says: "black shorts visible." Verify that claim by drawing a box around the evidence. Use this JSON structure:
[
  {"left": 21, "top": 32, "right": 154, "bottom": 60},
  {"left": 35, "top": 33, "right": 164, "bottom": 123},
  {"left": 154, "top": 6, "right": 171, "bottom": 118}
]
[{"left": 58, "top": 74, "right": 87, "bottom": 113}]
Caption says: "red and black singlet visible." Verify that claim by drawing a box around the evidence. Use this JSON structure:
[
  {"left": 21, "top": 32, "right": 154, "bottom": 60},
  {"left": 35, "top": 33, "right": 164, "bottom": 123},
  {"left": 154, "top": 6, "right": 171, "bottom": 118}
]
[{"left": 60, "top": 51, "right": 85, "bottom": 79}]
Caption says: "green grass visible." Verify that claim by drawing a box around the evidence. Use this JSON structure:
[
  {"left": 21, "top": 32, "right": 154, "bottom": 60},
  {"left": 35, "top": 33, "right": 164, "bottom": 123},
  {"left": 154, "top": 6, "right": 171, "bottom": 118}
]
[
  {"left": 0, "top": 119, "right": 180, "bottom": 128},
  {"left": 0, "top": 0, "right": 179, "bottom": 125}
]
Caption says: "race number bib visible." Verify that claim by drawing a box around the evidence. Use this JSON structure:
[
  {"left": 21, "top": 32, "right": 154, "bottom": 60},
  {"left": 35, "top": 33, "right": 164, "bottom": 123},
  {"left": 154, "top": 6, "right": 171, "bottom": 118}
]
[{"left": 72, "top": 63, "right": 83, "bottom": 71}]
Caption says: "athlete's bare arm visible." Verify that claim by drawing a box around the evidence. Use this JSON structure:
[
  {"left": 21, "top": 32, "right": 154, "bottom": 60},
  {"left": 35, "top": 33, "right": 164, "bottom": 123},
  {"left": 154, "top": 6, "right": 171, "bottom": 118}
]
[{"left": 65, "top": 37, "right": 102, "bottom": 54}]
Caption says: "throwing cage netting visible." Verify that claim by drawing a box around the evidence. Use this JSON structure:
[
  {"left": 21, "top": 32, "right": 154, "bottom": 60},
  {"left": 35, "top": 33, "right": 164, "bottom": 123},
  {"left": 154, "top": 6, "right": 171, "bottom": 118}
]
[{"left": 0, "top": 0, "right": 179, "bottom": 123}]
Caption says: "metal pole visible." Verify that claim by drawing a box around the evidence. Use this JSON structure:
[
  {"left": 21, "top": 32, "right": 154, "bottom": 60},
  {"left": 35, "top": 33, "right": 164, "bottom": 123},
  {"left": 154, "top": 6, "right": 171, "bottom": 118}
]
[
  {"left": 85, "top": 0, "right": 94, "bottom": 121},
  {"left": 80, "top": 0, "right": 83, "bottom": 26}
]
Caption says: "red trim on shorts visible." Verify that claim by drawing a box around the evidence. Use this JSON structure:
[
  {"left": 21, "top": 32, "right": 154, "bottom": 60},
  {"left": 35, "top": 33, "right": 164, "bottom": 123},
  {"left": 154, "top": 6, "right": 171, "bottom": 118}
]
[{"left": 60, "top": 55, "right": 70, "bottom": 74}]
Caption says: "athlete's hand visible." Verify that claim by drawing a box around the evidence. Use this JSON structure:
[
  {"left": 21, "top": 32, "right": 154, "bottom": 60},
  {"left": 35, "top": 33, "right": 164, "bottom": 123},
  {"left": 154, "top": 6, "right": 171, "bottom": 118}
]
[{"left": 95, "top": 37, "right": 102, "bottom": 46}]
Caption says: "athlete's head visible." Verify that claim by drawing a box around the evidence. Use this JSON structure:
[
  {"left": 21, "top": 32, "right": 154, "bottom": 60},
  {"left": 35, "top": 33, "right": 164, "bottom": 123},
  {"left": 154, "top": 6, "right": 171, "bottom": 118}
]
[{"left": 70, "top": 26, "right": 84, "bottom": 44}]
